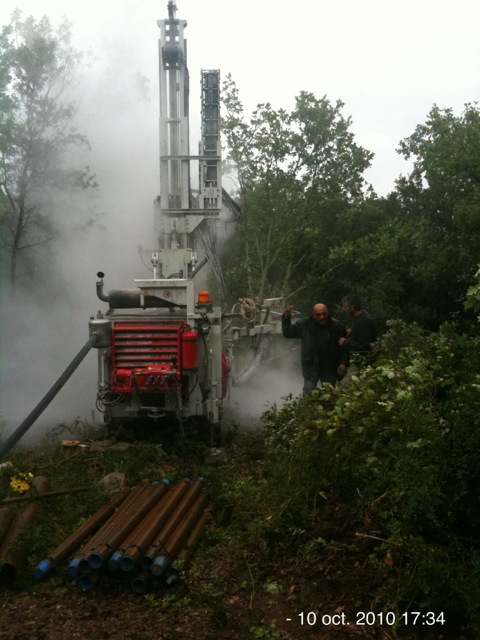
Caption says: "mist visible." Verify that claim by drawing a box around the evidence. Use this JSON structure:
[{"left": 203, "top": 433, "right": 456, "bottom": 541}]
[
  {"left": 0, "top": 20, "right": 303, "bottom": 448},
  {"left": 223, "top": 340, "right": 303, "bottom": 431},
  {"left": 0, "top": 30, "right": 159, "bottom": 444}
]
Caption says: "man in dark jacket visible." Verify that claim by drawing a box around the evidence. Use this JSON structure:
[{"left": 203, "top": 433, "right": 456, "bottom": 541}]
[
  {"left": 282, "top": 302, "right": 348, "bottom": 393},
  {"left": 338, "top": 294, "right": 378, "bottom": 381}
]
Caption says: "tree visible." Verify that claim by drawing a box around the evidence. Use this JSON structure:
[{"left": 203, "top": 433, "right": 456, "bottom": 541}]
[
  {"left": 0, "top": 10, "right": 96, "bottom": 291},
  {"left": 220, "top": 75, "right": 373, "bottom": 306},
  {"left": 397, "top": 103, "right": 480, "bottom": 205},
  {"left": 396, "top": 104, "right": 480, "bottom": 322},
  {"left": 329, "top": 103, "right": 480, "bottom": 328}
]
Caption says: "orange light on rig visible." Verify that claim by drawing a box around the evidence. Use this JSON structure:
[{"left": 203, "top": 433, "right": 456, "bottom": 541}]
[{"left": 197, "top": 290, "right": 210, "bottom": 304}]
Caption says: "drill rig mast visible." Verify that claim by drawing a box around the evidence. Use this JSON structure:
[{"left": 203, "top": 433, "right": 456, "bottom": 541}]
[
  {"left": 155, "top": 1, "right": 222, "bottom": 278},
  {"left": 149, "top": 2, "right": 226, "bottom": 318}
]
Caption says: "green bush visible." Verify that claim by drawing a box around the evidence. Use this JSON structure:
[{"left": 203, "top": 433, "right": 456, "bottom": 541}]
[{"left": 261, "top": 320, "right": 480, "bottom": 632}]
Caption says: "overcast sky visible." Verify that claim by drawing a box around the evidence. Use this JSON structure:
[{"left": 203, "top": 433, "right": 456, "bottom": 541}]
[{"left": 1, "top": 0, "right": 479, "bottom": 195}]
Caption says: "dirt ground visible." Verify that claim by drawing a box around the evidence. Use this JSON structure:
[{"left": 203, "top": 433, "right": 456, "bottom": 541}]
[
  {"left": 0, "top": 562, "right": 386, "bottom": 640},
  {"left": 0, "top": 435, "right": 457, "bottom": 640},
  {"left": 0, "top": 536, "right": 449, "bottom": 640}
]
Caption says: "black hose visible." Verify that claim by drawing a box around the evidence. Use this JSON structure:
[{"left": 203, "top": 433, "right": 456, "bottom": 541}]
[
  {"left": 190, "top": 257, "right": 208, "bottom": 278},
  {"left": 0, "top": 334, "right": 99, "bottom": 460}
]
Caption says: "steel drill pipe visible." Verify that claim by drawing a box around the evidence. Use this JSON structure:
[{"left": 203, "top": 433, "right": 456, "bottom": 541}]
[
  {"left": 78, "top": 569, "right": 100, "bottom": 591},
  {"left": 33, "top": 489, "right": 130, "bottom": 580},
  {"left": 0, "top": 476, "right": 50, "bottom": 584},
  {"left": 69, "top": 483, "right": 150, "bottom": 578},
  {"left": 130, "top": 569, "right": 152, "bottom": 594},
  {"left": 151, "top": 492, "right": 208, "bottom": 576},
  {"left": 0, "top": 334, "right": 100, "bottom": 460},
  {"left": 74, "top": 483, "right": 151, "bottom": 574},
  {"left": 106, "top": 482, "right": 170, "bottom": 571},
  {"left": 141, "top": 477, "right": 204, "bottom": 570},
  {"left": 87, "top": 482, "right": 168, "bottom": 570},
  {"left": 131, "top": 568, "right": 168, "bottom": 593},
  {"left": 0, "top": 504, "right": 15, "bottom": 551},
  {"left": 156, "top": 565, "right": 181, "bottom": 590},
  {"left": 176, "top": 503, "right": 212, "bottom": 564},
  {"left": 147, "top": 508, "right": 212, "bottom": 590},
  {"left": 119, "top": 478, "right": 191, "bottom": 572},
  {"left": 76, "top": 483, "right": 155, "bottom": 573}
]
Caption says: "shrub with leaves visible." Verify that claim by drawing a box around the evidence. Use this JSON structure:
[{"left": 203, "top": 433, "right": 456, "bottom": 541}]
[{"left": 261, "top": 320, "right": 480, "bottom": 631}]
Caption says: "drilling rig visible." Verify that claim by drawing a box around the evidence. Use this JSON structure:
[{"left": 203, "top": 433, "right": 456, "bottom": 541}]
[{"left": 88, "top": 2, "right": 282, "bottom": 445}]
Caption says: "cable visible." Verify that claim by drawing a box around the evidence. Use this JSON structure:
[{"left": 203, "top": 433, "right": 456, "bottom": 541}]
[
  {"left": 193, "top": 221, "right": 228, "bottom": 303},
  {"left": 96, "top": 387, "right": 126, "bottom": 412},
  {"left": 239, "top": 298, "right": 257, "bottom": 322}
]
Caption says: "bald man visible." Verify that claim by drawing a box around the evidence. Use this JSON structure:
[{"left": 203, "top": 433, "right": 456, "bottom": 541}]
[{"left": 282, "top": 302, "right": 348, "bottom": 393}]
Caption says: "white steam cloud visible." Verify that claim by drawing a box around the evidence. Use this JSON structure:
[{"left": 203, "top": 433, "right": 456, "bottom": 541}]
[
  {"left": 223, "top": 342, "right": 303, "bottom": 430},
  {"left": 0, "top": 33, "right": 158, "bottom": 445},
  {"left": 0, "top": 19, "right": 306, "bottom": 449}
]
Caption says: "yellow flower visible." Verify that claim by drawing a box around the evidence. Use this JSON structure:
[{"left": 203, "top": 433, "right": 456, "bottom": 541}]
[{"left": 9, "top": 473, "right": 33, "bottom": 494}]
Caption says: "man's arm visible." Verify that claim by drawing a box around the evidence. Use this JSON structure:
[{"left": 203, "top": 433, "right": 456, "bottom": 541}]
[
  {"left": 334, "top": 320, "right": 349, "bottom": 374},
  {"left": 344, "top": 314, "right": 377, "bottom": 352},
  {"left": 282, "top": 303, "right": 302, "bottom": 339},
  {"left": 337, "top": 322, "right": 349, "bottom": 365}
]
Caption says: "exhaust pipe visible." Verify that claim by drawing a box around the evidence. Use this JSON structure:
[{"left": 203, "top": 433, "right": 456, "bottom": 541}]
[
  {"left": 95, "top": 271, "right": 176, "bottom": 309},
  {"left": 95, "top": 271, "right": 109, "bottom": 302}
]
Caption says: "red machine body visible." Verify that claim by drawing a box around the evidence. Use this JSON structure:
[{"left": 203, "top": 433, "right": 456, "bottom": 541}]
[{"left": 109, "top": 321, "right": 198, "bottom": 395}]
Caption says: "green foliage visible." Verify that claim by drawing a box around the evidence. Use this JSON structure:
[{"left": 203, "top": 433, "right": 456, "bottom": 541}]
[
  {"left": 465, "top": 263, "right": 480, "bottom": 321},
  {"left": 3, "top": 316, "right": 480, "bottom": 633},
  {"left": 250, "top": 621, "right": 281, "bottom": 639},
  {"left": 261, "top": 320, "right": 480, "bottom": 630},
  {"left": 220, "top": 89, "right": 480, "bottom": 327},
  {"left": 220, "top": 75, "right": 373, "bottom": 303},
  {"left": 398, "top": 103, "right": 480, "bottom": 203},
  {"left": 330, "top": 103, "right": 480, "bottom": 328}
]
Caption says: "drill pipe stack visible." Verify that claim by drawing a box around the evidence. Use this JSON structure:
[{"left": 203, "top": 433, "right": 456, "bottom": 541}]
[
  {"left": 33, "top": 489, "right": 130, "bottom": 581},
  {"left": 0, "top": 476, "right": 51, "bottom": 585},
  {"left": 34, "top": 477, "right": 210, "bottom": 593}
]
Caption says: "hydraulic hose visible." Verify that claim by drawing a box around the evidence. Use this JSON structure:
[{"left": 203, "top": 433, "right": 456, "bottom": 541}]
[
  {"left": 234, "top": 334, "right": 272, "bottom": 385},
  {"left": 0, "top": 334, "right": 100, "bottom": 461}
]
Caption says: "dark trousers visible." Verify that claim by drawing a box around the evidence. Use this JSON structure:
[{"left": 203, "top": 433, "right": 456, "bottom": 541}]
[{"left": 303, "top": 372, "right": 337, "bottom": 394}]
